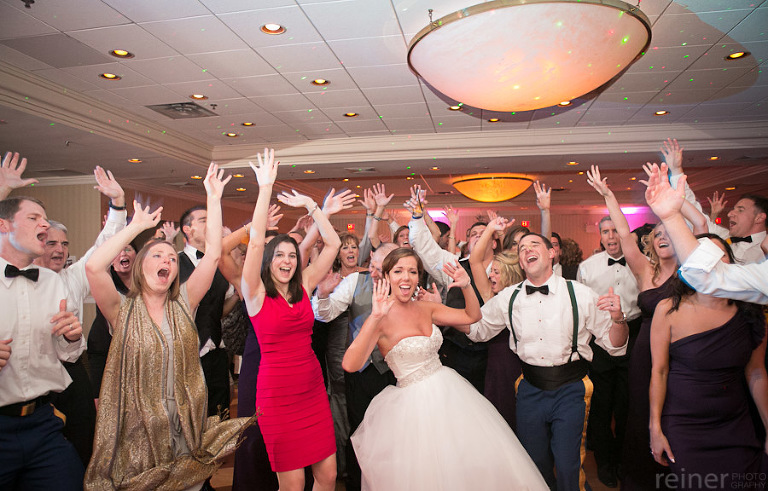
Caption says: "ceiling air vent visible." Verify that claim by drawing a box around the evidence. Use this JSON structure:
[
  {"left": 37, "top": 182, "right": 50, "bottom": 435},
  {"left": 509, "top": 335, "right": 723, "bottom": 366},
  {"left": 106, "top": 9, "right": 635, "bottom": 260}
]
[
  {"left": 344, "top": 167, "right": 377, "bottom": 173},
  {"left": 146, "top": 102, "right": 216, "bottom": 120}
]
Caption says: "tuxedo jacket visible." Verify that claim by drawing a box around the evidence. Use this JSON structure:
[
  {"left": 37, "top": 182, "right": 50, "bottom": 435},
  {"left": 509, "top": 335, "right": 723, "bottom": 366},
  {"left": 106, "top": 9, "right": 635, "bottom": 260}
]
[{"left": 178, "top": 251, "right": 229, "bottom": 349}]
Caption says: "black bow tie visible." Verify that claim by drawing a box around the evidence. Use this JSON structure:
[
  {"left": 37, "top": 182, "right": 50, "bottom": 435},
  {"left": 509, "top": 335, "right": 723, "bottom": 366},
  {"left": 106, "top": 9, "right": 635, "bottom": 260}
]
[
  {"left": 5, "top": 264, "right": 39, "bottom": 282},
  {"left": 526, "top": 284, "right": 549, "bottom": 295},
  {"left": 608, "top": 257, "right": 626, "bottom": 266},
  {"left": 196, "top": 250, "right": 204, "bottom": 259},
  {"left": 730, "top": 236, "right": 752, "bottom": 244}
]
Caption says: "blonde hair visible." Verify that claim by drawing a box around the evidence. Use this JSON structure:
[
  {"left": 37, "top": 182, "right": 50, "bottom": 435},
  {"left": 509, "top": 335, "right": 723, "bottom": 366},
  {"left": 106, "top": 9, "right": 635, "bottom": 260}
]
[
  {"left": 493, "top": 251, "right": 524, "bottom": 290},
  {"left": 641, "top": 224, "right": 663, "bottom": 286}
]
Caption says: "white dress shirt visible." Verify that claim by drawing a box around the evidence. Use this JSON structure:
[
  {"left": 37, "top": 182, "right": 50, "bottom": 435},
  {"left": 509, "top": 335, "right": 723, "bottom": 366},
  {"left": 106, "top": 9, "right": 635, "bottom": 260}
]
[
  {"left": 679, "top": 238, "right": 768, "bottom": 305},
  {"left": 0, "top": 257, "right": 86, "bottom": 406},
  {"left": 553, "top": 263, "right": 562, "bottom": 277},
  {"left": 468, "top": 275, "right": 626, "bottom": 366},
  {"left": 58, "top": 207, "right": 126, "bottom": 323},
  {"left": 181, "top": 244, "right": 222, "bottom": 356},
  {"left": 312, "top": 272, "right": 361, "bottom": 322},
  {"left": 577, "top": 251, "right": 641, "bottom": 321}
]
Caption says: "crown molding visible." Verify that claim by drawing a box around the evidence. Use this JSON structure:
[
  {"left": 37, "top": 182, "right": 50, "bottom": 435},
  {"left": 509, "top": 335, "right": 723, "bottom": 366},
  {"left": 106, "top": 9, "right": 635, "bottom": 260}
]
[{"left": 0, "top": 60, "right": 212, "bottom": 168}]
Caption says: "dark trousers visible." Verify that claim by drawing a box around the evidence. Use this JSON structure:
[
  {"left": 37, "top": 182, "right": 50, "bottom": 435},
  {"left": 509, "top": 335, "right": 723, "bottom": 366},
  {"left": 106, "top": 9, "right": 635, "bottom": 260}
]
[
  {"left": 344, "top": 365, "right": 397, "bottom": 491},
  {"left": 200, "top": 348, "right": 230, "bottom": 418},
  {"left": 516, "top": 376, "right": 593, "bottom": 491},
  {"left": 437, "top": 340, "right": 487, "bottom": 393},
  {"left": 50, "top": 356, "right": 96, "bottom": 467},
  {"left": 0, "top": 404, "right": 84, "bottom": 490}
]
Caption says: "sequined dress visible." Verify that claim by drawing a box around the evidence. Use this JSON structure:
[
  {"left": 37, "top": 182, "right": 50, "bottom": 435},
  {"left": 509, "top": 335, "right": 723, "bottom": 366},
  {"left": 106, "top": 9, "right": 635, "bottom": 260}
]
[{"left": 350, "top": 325, "right": 548, "bottom": 491}]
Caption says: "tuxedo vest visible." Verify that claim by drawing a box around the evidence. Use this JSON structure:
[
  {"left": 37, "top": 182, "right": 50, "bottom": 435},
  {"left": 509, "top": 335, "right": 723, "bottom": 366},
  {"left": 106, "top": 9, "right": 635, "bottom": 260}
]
[
  {"left": 441, "top": 259, "right": 486, "bottom": 352},
  {"left": 349, "top": 272, "right": 389, "bottom": 374}
]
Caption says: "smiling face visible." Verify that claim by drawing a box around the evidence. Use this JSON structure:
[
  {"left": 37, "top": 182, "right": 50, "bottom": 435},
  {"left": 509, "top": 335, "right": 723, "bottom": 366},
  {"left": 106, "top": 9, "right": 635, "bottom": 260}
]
[
  {"left": 0, "top": 199, "right": 50, "bottom": 262},
  {"left": 599, "top": 219, "right": 622, "bottom": 258},
  {"left": 338, "top": 239, "right": 359, "bottom": 269},
  {"left": 727, "top": 198, "right": 765, "bottom": 237},
  {"left": 651, "top": 224, "right": 675, "bottom": 260},
  {"left": 386, "top": 255, "right": 420, "bottom": 302},
  {"left": 139, "top": 242, "right": 178, "bottom": 294},
  {"left": 518, "top": 234, "right": 555, "bottom": 282},
  {"left": 489, "top": 260, "right": 503, "bottom": 294},
  {"left": 395, "top": 227, "right": 410, "bottom": 248},
  {"left": 38, "top": 227, "right": 69, "bottom": 272},
  {"left": 270, "top": 240, "right": 298, "bottom": 285}
]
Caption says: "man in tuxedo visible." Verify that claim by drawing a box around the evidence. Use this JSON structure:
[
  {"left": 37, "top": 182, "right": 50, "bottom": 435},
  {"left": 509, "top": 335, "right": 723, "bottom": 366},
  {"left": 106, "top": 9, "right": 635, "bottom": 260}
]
[
  {"left": 576, "top": 217, "right": 641, "bottom": 488},
  {"left": 179, "top": 205, "right": 231, "bottom": 418}
]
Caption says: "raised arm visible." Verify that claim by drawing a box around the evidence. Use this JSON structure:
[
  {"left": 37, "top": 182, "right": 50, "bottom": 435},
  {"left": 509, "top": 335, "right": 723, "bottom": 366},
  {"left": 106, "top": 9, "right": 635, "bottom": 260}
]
[
  {"left": 586, "top": 165, "right": 650, "bottom": 277},
  {"left": 185, "top": 163, "right": 230, "bottom": 312},
  {"left": 241, "top": 149, "right": 279, "bottom": 316},
  {"left": 342, "top": 278, "right": 392, "bottom": 372},
  {"left": 429, "top": 262, "right": 482, "bottom": 326},
  {"left": 443, "top": 205, "right": 459, "bottom": 254},
  {"left": 470, "top": 216, "right": 510, "bottom": 302},
  {"left": 371, "top": 183, "right": 395, "bottom": 249},
  {"left": 0, "top": 151, "right": 38, "bottom": 200},
  {"left": 219, "top": 222, "right": 251, "bottom": 295},
  {"left": 534, "top": 181, "right": 552, "bottom": 239},
  {"left": 706, "top": 191, "right": 727, "bottom": 223},
  {"left": 358, "top": 188, "right": 376, "bottom": 265},
  {"left": 649, "top": 299, "right": 675, "bottom": 467},
  {"left": 85, "top": 202, "right": 162, "bottom": 326}
]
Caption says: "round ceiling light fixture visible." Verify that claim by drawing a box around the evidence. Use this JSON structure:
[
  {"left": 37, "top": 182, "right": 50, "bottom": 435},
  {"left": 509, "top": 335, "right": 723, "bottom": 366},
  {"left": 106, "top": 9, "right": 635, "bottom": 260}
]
[
  {"left": 261, "top": 23, "right": 286, "bottom": 35},
  {"left": 408, "top": 0, "right": 651, "bottom": 112},
  {"left": 452, "top": 174, "right": 534, "bottom": 202}
]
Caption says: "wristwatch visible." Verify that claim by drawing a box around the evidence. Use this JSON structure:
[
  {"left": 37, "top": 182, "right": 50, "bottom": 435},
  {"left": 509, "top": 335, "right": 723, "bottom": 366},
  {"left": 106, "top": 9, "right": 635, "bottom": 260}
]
[{"left": 614, "top": 312, "right": 628, "bottom": 324}]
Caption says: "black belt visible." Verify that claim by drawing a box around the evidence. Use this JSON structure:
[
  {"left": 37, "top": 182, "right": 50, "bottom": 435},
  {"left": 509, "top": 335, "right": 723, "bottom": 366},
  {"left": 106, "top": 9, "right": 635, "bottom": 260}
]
[
  {"left": 0, "top": 394, "right": 52, "bottom": 417},
  {"left": 521, "top": 359, "right": 588, "bottom": 391}
]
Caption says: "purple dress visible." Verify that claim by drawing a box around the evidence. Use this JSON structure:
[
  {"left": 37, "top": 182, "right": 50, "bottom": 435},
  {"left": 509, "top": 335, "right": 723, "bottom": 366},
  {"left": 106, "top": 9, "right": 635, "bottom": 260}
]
[
  {"left": 662, "top": 308, "right": 767, "bottom": 490},
  {"left": 622, "top": 275, "right": 675, "bottom": 491}
]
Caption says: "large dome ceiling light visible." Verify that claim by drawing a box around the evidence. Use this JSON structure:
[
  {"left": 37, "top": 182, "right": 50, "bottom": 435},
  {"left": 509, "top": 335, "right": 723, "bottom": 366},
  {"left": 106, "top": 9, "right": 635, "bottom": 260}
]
[
  {"left": 408, "top": 0, "right": 651, "bottom": 112},
  {"left": 452, "top": 174, "right": 534, "bottom": 202}
]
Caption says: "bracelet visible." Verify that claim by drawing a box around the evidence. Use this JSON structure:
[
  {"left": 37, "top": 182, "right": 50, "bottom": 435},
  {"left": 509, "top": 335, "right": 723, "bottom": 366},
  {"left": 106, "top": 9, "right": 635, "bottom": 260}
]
[
  {"left": 366, "top": 212, "right": 374, "bottom": 217},
  {"left": 373, "top": 216, "right": 383, "bottom": 221},
  {"left": 108, "top": 201, "right": 126, "bottom": 211},
  {"left": 307, "top": 203, "right": 318, "bottom": 216},
  {"left": 411, "top": 213, "right": 424, "bottom": 219},
  {"left": 448, "top": 235, "right": 456, "bottom": 240}
]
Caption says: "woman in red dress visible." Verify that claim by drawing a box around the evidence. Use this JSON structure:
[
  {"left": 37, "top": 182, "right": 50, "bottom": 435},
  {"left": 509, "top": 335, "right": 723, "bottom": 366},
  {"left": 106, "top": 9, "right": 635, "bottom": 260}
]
[{"left": 241, "top": 148, "right": 352, "bottom": 491}]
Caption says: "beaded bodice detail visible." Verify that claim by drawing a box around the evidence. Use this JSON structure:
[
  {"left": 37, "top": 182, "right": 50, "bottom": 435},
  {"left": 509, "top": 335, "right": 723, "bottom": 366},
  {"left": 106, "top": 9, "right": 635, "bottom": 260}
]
[{"left": 384, "top": 325, "right": 443, "bottom": 388}]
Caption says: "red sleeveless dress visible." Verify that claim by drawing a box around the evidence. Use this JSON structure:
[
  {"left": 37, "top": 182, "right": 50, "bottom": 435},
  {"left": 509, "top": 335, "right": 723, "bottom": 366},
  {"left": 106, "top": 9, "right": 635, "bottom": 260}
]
[{"left": 250, "top": 288, "right": 335, "bottom": 472}]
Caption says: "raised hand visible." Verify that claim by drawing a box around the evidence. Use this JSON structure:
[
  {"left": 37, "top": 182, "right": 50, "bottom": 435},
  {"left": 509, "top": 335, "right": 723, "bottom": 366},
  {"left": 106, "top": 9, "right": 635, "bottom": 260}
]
[
  {"left": 0, "top": 151, "right": 37, "bottom": 196},
  {"left": 443, "top": 205, "right": 458, "bottom": 227},
  {"left": 660, "top": 138, "right": 683, "bottom": 175},
  {"left": 267, "top": 204, "right": 284, "bottom": 230},
  {"left": 161, "top": 221, "right": 180, "bottom": 242},
  {"left": 0, "top": 338, "right": 11, "bottom": 371},
  {"left": 131, "top": 200, "right": 163, "bottom": 231},
  {"left": 534, "top": 180, "right": 551, "bottom": 210},
  {"left": 488, "top": 216, "right": 513, "bottom": 235},
  {"left": 371, "top": 278, "right": 395, "bottom": 318},
  {"left": 277, "top": 190, "right": 315, "bottom": 211},
  {"left": 50, "top": 299, "right": 82, "bottom": 341},
  {"left": 597, "top": 287, "right": 624, "bottom": 322},
  {"left": 359, "top": 188, "right": 376, "bottom": 214},
  {"left": 487, "top": 210, "right": 499, "bottom": 222},
  {"left": 372, "top": 183, "right": 394, "bottom": 208},
  {"left": 203, "top": 162, "right": 232, "bottom": 199},
  {"left": 249, "top": 148, "right": 278, "bottom": 187},
  {"left": 317, "top": 270, "right": 343, "bottom": 299},
  {"left": 93, "top": 166, "right": 125, "bottom": 205},
  {"left": 323, "top": 188, "right": 355, "bottom": 215},
  {"left": 586, "top": 165, "right": 612, "bottom": 197},
  {"left": 416, "top": 282, "right": 442, "bottom": 303},
  {"left": 707, "top": 191, "right": 727, "bottom": 218},
  {"left": 443, "top": 261, "right": 471, "bottom": 290},
  {"left": 642, "top": 163, "right": 686, "bottom": 221}
]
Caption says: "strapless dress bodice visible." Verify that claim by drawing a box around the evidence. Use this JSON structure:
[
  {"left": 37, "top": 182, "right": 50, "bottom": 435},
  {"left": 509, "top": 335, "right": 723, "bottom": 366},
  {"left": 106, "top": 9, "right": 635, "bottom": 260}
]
[{"left": 384, "top": 325, "right": 442, "bottom": 387}]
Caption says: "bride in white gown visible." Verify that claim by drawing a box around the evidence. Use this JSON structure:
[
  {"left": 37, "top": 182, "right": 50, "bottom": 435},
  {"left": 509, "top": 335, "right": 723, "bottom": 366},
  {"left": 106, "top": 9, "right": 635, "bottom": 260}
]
[{"left": 342, "top": 248, "right": 548, "bottom": 491}]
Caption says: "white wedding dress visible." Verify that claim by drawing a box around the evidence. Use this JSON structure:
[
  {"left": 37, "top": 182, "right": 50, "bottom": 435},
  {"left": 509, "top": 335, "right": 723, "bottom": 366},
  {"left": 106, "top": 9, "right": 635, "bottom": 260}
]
[{"left": 351, "top": 325, "right": 548, "bottom": 491}]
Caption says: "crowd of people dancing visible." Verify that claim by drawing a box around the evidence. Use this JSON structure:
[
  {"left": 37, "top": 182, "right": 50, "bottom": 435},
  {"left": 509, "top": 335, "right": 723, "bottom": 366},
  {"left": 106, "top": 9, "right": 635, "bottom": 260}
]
[{"left": 0, "top": 138, "right": 766, "bottom": 491}]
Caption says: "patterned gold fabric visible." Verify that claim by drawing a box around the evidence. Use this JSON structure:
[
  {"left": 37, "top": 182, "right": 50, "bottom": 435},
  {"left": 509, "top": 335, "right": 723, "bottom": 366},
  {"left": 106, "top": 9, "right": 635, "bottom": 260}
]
[{"left": 85, "top": 294, "right": 254, "bottom": 490}]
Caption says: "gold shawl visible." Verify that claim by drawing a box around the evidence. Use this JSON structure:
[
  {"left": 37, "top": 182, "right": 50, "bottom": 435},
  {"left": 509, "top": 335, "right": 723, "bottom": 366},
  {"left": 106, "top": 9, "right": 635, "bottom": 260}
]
[{"left": 85, "top": 294, "right": 255, "bottom": 490}]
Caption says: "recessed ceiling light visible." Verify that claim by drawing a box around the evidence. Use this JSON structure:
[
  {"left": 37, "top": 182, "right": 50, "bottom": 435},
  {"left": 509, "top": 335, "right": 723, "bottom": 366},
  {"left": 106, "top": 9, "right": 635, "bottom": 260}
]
[
  {"left": 725, "top": 186, "right": 736, "bottom": 190},
  {"left": 225, "top": 132, "right": 238, "bottom": 138},
  {"left": 109, "top": 49, "right": 134, "bottom": 59},
  {"left": 261, "top": 23, "right": 285, "bottom": 35},
  {"left": 343, "top": 178, "right": 349, "bottom": 182},
  {"left": 191, "top": 175, "right": 203, "bottom": 180},
  {"left": 236, "top": 187, "right": 246, "bottom": 192},
  {"left": 355, "top": 185, "right": 361, "bottom": 188},
  {"left": 344, "top": 112, "right": 358, "bottom": 117},
  {"left": 654, "top": 110, "right": 669, "bottom": 116},
  {"left": 431, "top": 166, "right": 440, "bottom": 170},
  {"left": 578, "top": 171, "right": 584, "bottom": 175},
  {"left": 406, "top": 176, "right": 414, "bottom": 180},
  {"left": 190, "top": 94, "right": 208, "bottom": 100},
  {"left": 558, "top": 101, "right": 572, "bottom": 107},
  {"left": 709, "top": 156, "right": 719, "bottom": 161},
  {"left": 448, "top": 105, "right": 463, "bottom": 111},
  {"left": 630, "top": 177, "right": 637, "bottom": 180},
  {"left": 304, "top": 170, "right": 315, "bottom": 174},
  {"left": 566, "top": 161, "right": 579, "bottom": 166},
  {"left": 233, "top": 173, "right": 244, "bottom": 178},
  {"left": 311, "top": 79, "right": 330, "bottom": 86},
  {"left": 488, "top": 118, "right": 500, "bottom": 122},
  {"left": 241, "top": 122, "right": 254, "bottom": 126},
  {"left": 568, "top": 179, "right": 573, "bottom": 183},
  {"left": 99, "top": 73, "right": 121, "bottom": 80},
  {"left": 725, "top": 51, "right": 749, "bottom": 60},
  {"left": 127, "top": 158, "right": 142, "bottom": 163}
]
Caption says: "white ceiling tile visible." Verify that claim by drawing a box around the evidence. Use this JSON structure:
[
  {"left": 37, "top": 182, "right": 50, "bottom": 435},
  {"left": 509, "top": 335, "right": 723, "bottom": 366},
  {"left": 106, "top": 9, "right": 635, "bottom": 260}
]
[
  {"left": 301, "top": 0, "right": 401, "bottom": 41},
  {"left": 373, "top": 103, "right": 430, "bottom": 119},
  {"left": 296, "top": 122, "right": 345, "bottom": 137},
  {"left": 393, "top": 0, "right": 464, "bottom": 38},
  {"left": 685, "top": 41, "right": 767, "bottom": 70},
  {"left": 227, "top": 75, "right": 300, "bottom": 98},
  {"left": 123, "top": 56, "right": 215, "bottom": 83},
  {"left": 327, "top": 36, "right": 406, "bottom": 68},
  {"left": 651, "top": 87, "right": 721, "bottom": 104},
  {"left": 109, "top": 84, "right": 185, "bottom": 105},
  {"left": 0, "top": 2, "right": 58, "bottom": 40},
  {"left": 247, "top": 125, "right": 308, "bottom": 141},
  {"left": 272, "top": 109, "right": 332, "bottom": 125},
  {"left": 579, "top": 106, "right": 638, "bottom": 123},
  {"left": 0, "top": 45, "right": 53, "bottom": 71},
  {"left": 529, "top": 102, "right": 595, "bottom": 128},
  {"left": 635, "top": 0, "right": 674, "bottom": 18},
  {"left": 67, "top": 24, "right": 178, "bottom": 60},
  {"left": 258, "top": 42, "right": 341, "bottom": 72},
  {"left": 249, "top": 94, "right": 313, "bottom": 112},
  {"left": 281, "top": 68, "right": 357, "bottom": 91},
  {"left": 187, "top": 50, "right": 275, "bottom": 78},
  {"left": 626, "top": 104, "right": 697, "bottom": 123},
  {"left": 31, "top": 68, "right": 101, "bottom": 92},
  {"left": 304, "top": 90, "right": 370, "bottom": 109},
  {"left": 10, "top": 0, "right": 128, "bottom": 31},
  {"left": 200, "top": 98, "right": 265, "bottom": 117},
  {"left": 664, "top": 66, "right": 752, "bottom": 91},
  {"left": 218, "top": 6, "right": 324, "bottom": 48},
  {"left": 345, "top": 64, "right": 420, "bottom": 88},
  {"left": 335, "top": 119, "right": 388, "bottom": 132},
  {"left": 61, "top": 62, "right": 158, "bottom": 89},
  {"left": 82, "top": 89, "right": 135, "bottom": 106},
  {"left": 727, "top": 61, "right": 768, "bottom": 87},
  {"left": 594, "top": 91, "right": 659, "bottom": 105},
  {"left": 200, "top": 0, "right": 294, "bottom": 14},
  {"left": 709, "top": 84, "right": 768, "bottom": 104},
  {"left": 140, "top": 16, "right": 248, "bottom": 55},
  {"left": 326, "top": 107, "right": 380, "bottom": 122},
  {"left": 382, "top": 116, "right": 434, "bottom": 131},
  {"left": 684, "top": 102, "right": 754, "bottom": 118},
  {"left": 727, "top": 7, "right": 768, "bottom": 44},
  {"left": 667, "top": 1, "right": 758, "bottom": 14},
  {"left": 432, "top": 115, "right": 481, "bottom": 129},
  {"left": 0, "top": 33, "right": 112, "bottom": 68},
  {"left": 605, "top": 70, "right": 678, "bottom": 93},
  {"left": 362, "top": 85, "right": 424, "bottom": 105},
  {"left": 165, "top": 79, "right": 243, "bottom": 100},
  {"left": 101, "top": 0, "right": 211, "bottom": 22},
  {"left": 650, "top": 10, "right": 749, "bottom": 48},
  {"left": 628, "top": 46, "right": 708, "bottom": 72}
]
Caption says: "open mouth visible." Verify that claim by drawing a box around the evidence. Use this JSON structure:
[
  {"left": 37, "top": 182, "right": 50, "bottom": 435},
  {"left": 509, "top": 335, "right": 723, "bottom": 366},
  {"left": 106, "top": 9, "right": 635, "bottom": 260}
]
[
  {"left": 120, "top": 258, "right": 131, "bottom": 267},
  {"left": 158, "top": 268, "right": 170, "bottom": 279},
  {"left": 37, "top": 232, "right": 47, "bottom": 242},
  {"left": 525, "top": 255, "right": 538, "bottom": 264},
  {"left": 658, "top": 242, "right": 670, "bottom": 249}
]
